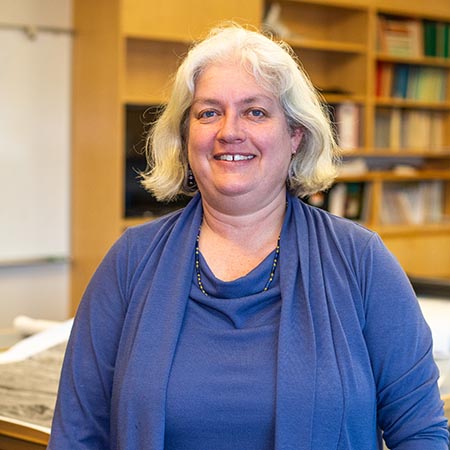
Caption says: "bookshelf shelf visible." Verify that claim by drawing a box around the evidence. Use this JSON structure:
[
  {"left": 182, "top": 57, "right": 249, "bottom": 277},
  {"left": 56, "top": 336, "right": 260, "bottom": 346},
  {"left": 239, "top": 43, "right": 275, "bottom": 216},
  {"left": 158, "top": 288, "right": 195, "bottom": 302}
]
[
  {"left": 279, "top": 0, "right": 368, "bottom": 9},
  {"left": 323, "top": 94, "right": 366, "bottom": 103},
  {"left": 350, "top": 147, "right": 450, "bottom": 157},
  {"left": 375, "top": 98, "right": 450, "bottom": 110},
  {"left": 124, "top": 33, "right": 191, "bottom": 45},
  {"left": 375, "top": 222, "right": 450, "bottom": 236},
  {"left": 376, "top": 7, "right": 450, "bottom": 23},
  {"left": 376, "top": 170, "right": 450, "bottom": 181},
  {"left": 363, "top": 149, "right": 450, "bottom": 158},
  {"left": 338, "top": 170, "right": 450, "bottom": 183},
  {"left": 377, "top": 54, "right": 450, "bottom": 68},
  {"left": 287, "top": 37, "right": 366, "bottom": 54}
]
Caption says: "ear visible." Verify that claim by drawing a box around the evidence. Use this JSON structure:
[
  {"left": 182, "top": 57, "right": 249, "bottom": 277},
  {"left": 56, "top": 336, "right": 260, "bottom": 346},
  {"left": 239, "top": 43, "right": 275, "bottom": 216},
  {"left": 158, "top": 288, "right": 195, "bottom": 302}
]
[{"left": 290, "top": 128, "right": 303, "bottom": 155}]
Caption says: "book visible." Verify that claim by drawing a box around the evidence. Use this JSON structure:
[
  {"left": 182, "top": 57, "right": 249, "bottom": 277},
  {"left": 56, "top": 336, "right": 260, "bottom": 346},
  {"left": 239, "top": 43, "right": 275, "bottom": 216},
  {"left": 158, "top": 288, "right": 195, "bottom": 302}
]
[
  {"left": 317, "top": 182, "right": 368, "bottom": 221},
  {"left": 374, "top": 108, "right": 391, "bottom": 149},
  {"left": 329, "top": 102, "right": 360, "bottom": 150},
  {"left": 381, "top": 181, "right": 445, "bottom": 224},
  {"left": 376, "top": 62, "right": 394, "bottom": 98},
  {"left": 406, "top": 66, "right": 419, "bottom": 99},
  {"left": 389, "top": 65, "right": 448, "bottom": 102},
  {"left": 429, "top": 112, "right": 445, "bottom": 151},
  {"left": 389, "top": 108, "right": 402, "bottom": 150},
  {"left": 327, "top": 183, "right": 347, "bottom": 217},
  {"left": 426, "top": 181, "right": 444, "bottom": 222},
  {"left": 445, "top": 23, "right": 450, "bottom": 58},
  {"left": 344, "top": 182, "right": 367, "bottom": 221},
  {"left": 375, "top": 108, "right": 444, "bottom": 152},
  {"left": 378, "top": 15, "right": 423, "bottom": 58},
  {"left": 392, "top": 64, "right": 409, "bottom": 98},
  {"left": 401, "top": 110, "right": 430, "bottom": 150},
  {"left": 424, "top": 20, "right": 437, "bottom": 57},
  {"left": 436, "top": 22, "right": 446, "bottom": 58}
]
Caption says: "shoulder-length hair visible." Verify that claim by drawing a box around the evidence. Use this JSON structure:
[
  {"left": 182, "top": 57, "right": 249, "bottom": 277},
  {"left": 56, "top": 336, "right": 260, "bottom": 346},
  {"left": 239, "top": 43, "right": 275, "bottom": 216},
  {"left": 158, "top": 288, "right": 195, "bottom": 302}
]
[{"left": 141, "top": 24, "right": 340, "bottom": 201}]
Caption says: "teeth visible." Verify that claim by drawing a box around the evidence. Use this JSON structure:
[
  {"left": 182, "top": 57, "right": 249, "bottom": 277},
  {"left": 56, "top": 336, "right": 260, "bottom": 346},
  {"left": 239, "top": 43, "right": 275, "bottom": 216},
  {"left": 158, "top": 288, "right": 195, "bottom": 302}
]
[{"left": 216, "top": 154, "right": 254, "bottom": 161}]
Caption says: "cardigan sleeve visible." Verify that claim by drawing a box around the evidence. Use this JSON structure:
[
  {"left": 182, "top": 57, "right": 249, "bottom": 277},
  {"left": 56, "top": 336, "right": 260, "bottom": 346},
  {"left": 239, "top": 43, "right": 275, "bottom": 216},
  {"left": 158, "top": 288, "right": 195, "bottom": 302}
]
[
  {"left": 47, "top": 231, "right": 131, "bottom": 449},
  {"left": 360, "top": 234, "right": 448, "bottom": 449}
]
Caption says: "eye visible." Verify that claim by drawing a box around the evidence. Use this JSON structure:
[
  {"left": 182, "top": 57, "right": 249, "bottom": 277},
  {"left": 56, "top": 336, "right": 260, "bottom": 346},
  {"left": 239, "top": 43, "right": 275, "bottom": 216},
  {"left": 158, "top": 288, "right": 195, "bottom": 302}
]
[
  {"left": 247, "top": 108, "right": 266, "bottom": 119},
  {"left": 198, "top": 109, "right": 218, "bottom": 120}
]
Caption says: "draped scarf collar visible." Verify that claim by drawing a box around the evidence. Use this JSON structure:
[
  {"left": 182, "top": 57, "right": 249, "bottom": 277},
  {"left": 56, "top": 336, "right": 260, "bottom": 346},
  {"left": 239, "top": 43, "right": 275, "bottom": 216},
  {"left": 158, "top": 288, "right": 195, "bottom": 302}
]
[{"left": 113, "top": 193, "right": 347, "bottom": 449}]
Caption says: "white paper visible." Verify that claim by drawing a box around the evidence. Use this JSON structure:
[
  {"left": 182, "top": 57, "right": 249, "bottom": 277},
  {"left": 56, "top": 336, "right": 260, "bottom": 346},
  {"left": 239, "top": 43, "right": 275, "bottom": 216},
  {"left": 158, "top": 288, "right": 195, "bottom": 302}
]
[
  {"left": 0, "top": 318, "right": 72, "bottom": 364},
  {"left": 418, "top": 297, "right": 450, "bottom": 392},
  {"left": 13, "top": 315, "right": 66, "bottom": 335}
]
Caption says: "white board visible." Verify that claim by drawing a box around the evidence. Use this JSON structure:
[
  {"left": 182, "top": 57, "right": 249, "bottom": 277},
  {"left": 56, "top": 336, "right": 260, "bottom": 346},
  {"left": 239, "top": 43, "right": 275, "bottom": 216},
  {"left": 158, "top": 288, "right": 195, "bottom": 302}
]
[{"left": 0, "top": 28, "right": 71, "bottom": 262}]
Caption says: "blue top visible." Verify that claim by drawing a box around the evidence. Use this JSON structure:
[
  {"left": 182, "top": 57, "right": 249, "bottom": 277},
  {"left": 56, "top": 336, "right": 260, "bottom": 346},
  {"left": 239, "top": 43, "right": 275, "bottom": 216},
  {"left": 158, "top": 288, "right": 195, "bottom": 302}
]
[
  {"left": 48, "top": 193, "right": 448, "bottom": 450},
  {"left": 165, "top": 251, "right": 281, "bottom": 449}
]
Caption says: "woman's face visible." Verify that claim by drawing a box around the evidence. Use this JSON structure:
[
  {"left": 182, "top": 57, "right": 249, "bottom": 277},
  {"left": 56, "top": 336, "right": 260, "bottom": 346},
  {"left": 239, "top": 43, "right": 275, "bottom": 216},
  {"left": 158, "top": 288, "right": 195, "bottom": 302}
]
[{"left": 187, "top": 61, "right": 302, "bottom": 212}]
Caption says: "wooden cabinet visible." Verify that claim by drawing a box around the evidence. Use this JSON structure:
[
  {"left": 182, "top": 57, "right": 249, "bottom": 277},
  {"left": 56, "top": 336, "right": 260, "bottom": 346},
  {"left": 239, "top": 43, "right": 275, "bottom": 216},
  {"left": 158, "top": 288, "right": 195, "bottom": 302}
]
[
  {"left": 71, "top": 0, "right": 450, "bottom": 312},
  {"left": 369, "top": 5, "right": 450, "bottom": 277},
  {"left": 267, "top": 0, "right": 450, "bottom": 278}
]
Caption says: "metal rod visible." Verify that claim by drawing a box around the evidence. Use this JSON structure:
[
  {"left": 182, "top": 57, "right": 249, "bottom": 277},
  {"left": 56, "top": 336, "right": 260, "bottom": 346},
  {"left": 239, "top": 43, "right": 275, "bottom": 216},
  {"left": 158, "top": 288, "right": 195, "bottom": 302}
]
[
  {"left": 0, "top": 22, "right": 74, "bottom": 39},
  {"left": 0, "top": 256, "right": 70, "bottom": 268}
]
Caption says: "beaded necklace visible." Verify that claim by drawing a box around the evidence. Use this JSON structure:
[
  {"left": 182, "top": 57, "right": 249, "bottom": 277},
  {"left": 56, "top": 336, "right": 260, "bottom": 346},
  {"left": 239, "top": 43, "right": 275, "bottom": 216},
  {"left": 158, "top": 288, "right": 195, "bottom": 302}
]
[{"left": 195, "top": 229, "right": 281, "bottom": 297}]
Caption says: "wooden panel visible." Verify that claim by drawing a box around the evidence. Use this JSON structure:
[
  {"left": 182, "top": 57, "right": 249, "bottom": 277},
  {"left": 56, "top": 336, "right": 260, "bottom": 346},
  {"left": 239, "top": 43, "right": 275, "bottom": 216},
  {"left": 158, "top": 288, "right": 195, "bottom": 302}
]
[
  {"left": 125, "top": 39, "right": 189, "bottom": 104},
  {"left": 0, "top": 435, "right": 46, "bottom": 450},
  {"left": 382, "top": 233, "right": 450, "bottom": 278},
  {"left": 375, "top": 0, "right": 450, "bottom": 20},
  {"left": 71, "top": 0, "right": 123, "bottom": 312},
  {"left": 274, "top": 1, "right": 369, "bottom": 43},
  {"left": 122, "top": 0, "right": 264, "bottom": 40},
  {"left": 295, "top": 50, "right": 367, "bottom": 96}
]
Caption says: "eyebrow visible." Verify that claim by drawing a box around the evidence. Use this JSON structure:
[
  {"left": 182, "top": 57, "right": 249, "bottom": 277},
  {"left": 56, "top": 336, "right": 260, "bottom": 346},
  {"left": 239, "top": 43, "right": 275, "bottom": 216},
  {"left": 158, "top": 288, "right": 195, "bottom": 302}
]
[{"left": 191, "top": 95, "right": 276, "bottom": 107}]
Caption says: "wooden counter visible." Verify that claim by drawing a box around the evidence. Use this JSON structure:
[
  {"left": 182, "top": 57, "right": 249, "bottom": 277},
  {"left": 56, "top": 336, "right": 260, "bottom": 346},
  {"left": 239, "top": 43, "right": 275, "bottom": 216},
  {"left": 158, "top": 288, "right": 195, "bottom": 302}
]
[{"left": 0, "top": 418, "right": 48, "bottom": 450}]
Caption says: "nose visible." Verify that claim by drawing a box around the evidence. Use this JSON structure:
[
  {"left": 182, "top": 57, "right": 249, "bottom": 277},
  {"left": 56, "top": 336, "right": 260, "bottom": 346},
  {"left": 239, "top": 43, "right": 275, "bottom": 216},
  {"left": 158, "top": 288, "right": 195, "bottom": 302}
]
[{"left": 216, "top": 113, "right": 246, "bottom": 143}]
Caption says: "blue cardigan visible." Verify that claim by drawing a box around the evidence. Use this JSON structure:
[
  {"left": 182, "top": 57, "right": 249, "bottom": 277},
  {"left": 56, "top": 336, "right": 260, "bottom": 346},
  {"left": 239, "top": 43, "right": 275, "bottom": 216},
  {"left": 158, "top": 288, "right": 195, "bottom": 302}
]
[{"left": 48, "top": 193, "right": 448, "bottom": 449}]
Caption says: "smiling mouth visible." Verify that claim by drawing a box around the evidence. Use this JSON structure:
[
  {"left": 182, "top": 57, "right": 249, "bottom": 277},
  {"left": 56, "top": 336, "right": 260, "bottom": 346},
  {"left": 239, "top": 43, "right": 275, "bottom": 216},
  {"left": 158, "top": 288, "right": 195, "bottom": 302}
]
[{"left": 214, "top": 154, "right": 255, "bottom": 161}]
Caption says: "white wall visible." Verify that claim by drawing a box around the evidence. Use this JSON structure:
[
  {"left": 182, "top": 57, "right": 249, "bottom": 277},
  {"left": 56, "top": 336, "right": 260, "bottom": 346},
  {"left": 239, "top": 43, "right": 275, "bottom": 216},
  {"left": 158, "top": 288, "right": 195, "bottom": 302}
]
[{"left": 0, "top": 0, "right": 72, "bottom": 328}]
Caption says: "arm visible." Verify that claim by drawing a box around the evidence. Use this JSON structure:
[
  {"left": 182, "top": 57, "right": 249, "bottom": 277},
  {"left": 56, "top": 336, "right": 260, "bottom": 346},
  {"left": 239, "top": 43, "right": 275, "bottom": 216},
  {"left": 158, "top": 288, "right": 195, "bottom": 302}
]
[
  {"left": 47, "top": 233, "right": 130, "bottom": 449},
  {"left": 361, "top": 235, "right": 448, "bottom": 449}
]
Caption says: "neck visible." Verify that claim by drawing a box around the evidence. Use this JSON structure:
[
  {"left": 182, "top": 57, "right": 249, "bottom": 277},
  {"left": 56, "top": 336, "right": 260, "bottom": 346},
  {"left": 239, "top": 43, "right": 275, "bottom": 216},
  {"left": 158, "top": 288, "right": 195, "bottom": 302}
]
[{"left": 200, "top": 191, "right": 287, "bottom": 249}]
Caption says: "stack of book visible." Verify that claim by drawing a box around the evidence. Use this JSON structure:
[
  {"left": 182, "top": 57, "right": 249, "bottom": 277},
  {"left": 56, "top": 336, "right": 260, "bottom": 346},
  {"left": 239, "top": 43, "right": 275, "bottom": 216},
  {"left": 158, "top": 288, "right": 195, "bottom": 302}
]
[
  {"left": 377, "top": 16, "right": 423, "bottom": 57},
  {"left": 305, "top": 182, "right": 370, "bottom": 223},
  {"left": 424, "top": 20, "right": 450, "bottom": 58},
  {"left": 327, "top": 102, "right": 361, "bottom": 150},
  {"left": 375, "top": 108, "right": 445, "bottom": 151},
  {"left": 376, "top": 62, "right": 447, "bottom": 102},
  {"left": 381, "top": 180, "right": 445, "bottom": 224},
  {"left": 377, "top": 15, "right": 450, "bottom": 59}
]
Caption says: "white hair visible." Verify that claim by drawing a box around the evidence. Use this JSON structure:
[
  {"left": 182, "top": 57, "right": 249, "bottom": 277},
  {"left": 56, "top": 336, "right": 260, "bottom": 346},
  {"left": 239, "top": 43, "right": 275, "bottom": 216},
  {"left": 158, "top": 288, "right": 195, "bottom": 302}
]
[{"left": 141, "top": 24, "right": 340, "bottom": 201}]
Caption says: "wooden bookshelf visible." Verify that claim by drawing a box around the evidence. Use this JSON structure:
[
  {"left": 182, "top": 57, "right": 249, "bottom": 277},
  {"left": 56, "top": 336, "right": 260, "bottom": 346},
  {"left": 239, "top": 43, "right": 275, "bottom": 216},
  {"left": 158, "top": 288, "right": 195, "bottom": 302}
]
[{"left": 71, "top": 0, "right": 450, "bottom": 312}]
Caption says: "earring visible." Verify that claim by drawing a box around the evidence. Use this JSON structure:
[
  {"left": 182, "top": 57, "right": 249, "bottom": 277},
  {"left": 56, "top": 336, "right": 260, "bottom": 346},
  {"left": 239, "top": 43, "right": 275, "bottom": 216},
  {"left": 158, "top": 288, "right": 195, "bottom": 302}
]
[{"left": 187, "top": 167, "right": 196, "bottom": 188}]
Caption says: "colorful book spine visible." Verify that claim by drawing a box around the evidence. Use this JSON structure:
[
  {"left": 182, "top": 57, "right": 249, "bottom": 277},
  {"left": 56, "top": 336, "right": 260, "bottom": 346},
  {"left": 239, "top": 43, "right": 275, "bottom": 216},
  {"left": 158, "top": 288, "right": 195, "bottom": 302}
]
[{"left": 376, "top": 63, "right": 446, "bottom": 102}]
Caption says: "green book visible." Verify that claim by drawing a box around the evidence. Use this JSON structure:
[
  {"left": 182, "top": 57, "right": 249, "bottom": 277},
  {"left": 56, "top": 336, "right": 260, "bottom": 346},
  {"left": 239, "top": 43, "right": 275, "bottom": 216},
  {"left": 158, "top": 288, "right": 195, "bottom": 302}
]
[
  {"left": 423, "top": 20, "right": 437, "bottom": 57},
  {"left": 444, "top": 23, "right": 450, "bottom": 58},
  {"left": 436, "top": 22, "right": 446, "bottom": 57}
]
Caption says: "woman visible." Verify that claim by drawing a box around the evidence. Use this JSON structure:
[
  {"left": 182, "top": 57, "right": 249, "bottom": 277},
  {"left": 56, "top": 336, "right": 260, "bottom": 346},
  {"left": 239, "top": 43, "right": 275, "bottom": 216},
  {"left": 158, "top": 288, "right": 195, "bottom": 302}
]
[{"left": 48, "top": 25, "right": 448, "bottom": 449}]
